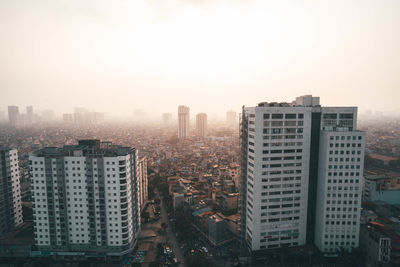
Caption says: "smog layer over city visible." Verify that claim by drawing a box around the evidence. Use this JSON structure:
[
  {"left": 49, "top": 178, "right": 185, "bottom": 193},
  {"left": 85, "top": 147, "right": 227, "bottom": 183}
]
[{"left": 1, "top": 1, "right": 400, "bottom": 267}]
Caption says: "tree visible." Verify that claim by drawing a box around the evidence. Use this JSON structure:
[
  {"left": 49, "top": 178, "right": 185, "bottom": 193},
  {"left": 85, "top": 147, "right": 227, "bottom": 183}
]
[
  {"left": 33, "top": 260, "right": 49, "bottom": 267},
  {"left": 142, "top": 211, "right": 150, "bottom": 222},
  {"left": 161, "top": 222, "right": 168, "bottom": 232},
  {"left": 174, "top": 208, "right": 195, "bottom": 241},
  {"left": 389, "top": 159, "right": 400, "bottom": 170},
  {"left": 364, "top": 154, "right": 377, "bottom": 168},
  {"left": 229, "top": 247, "right": 240, "bottom": 265},
  {"left": 185, "top": 254, "right": 213, "bottom": 267}
]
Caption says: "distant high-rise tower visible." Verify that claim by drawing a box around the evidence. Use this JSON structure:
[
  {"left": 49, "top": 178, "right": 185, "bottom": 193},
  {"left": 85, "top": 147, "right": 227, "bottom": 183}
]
[
  {"left": 178, "top": 106, "right": 190, "bottom": 139},
  {"left": 0, "top": 148, "right": 23, "bottom": 237},
  {"left": 240, "top": 95, "right": 365, "bottom": 255},
  {"left": 8, "top": 106, "right": 19, "bottom": 127},
  {"left": 29, "top": 140, "right": 141, "bottom": 258},
  {"left": 196, "top": 113, "right": 207, "bottom": 137},
  {"left": 162, "top": 113, "right": 172, "bottom": 125},
  {"left": 27, "top": 106, "right": 34, "bottom": 124},
  {"left": 227, "top": 110, "right": 237, "bottom": 127},
  {"left": 41, "top": 110, "right": 55, "bottom": 122},
  {"left": 63, "top": 114, "right": 74, "bottom": 124},
  {"left": 26, "top": 106, "right": 33, "bottom": 116}
]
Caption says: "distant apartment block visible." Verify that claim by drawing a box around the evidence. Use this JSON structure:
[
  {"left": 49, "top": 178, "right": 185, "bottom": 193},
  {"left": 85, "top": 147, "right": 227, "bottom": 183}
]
[
  {"left": 240, "top": 95, "right": 365, "bottom": 255},
  {"left": 8, "top": 106, "right": 19, "bottom": 127},
  {"left": 178, "top": 106, "right": 190, "bottom": 139},
  {"left": 73, "top": 107, "right": 104, "bottom": 126},
  {"left": 7, "top": 105, "right": 39, "bottom": 127},
  {"left": 0, "top": 148, "right": 23, "bottom": 237},
  {"left": 62, "top": 113, "right": 74, "bottom": 124},
  {"left": 26, "top": 106, "right": 33, "bottom": 116},
  {"left": 29, "top": 140, "right": 141, "bottom": 258},
  {"left": 196, "top": 113, "right": 207, "bottom": 137}
]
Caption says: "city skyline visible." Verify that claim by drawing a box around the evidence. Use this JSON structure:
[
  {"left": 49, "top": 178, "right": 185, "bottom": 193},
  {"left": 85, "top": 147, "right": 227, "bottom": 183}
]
[
  {"left": 1, "top": 94, "right": 400, "bottom": 265},
  {"left": 1, "top": 0, "right": 400, "bottom": 116}
]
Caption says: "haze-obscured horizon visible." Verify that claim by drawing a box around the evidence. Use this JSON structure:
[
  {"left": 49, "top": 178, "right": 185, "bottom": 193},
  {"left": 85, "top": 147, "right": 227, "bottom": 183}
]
[{"left": 1, "top": 0, "right": 400, "bottom": 118}]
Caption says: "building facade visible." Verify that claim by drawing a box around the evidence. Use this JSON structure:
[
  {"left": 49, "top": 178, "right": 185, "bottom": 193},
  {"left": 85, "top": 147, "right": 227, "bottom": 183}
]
[
  {"left": 8, "top": 106, "right": 19, "bottom": 127},
  {"left": 240, "top": 95, "right": 365, "bottom": 254},
  {"left": 178, "top": 106, "right": 190, "bottom": 140},
  {"left": 196, "top": 113, "right": 207, "bottom": 137},
  {"left": 360, "top": 223, "right": 391, "bottom": 266},
  {"left": 0, "top": 148, "right": 23, "bottom": 237},
  {"left": 138, "top": 157, "right": 148, "bottom": 211},
  {"left": 363, "top": 175, "right": 400, "bottom": 205},
  {"left": 29, "top": 140, "right": 141, "bottom": 257},
  {"left": 314, "top": 111, "right": 365, "bottom": 253}
]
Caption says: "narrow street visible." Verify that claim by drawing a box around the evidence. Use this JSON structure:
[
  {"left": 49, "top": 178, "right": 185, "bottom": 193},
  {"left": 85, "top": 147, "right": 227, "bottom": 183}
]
[{"left": 158, "top": 190, "right": 186, "bottom": 267}]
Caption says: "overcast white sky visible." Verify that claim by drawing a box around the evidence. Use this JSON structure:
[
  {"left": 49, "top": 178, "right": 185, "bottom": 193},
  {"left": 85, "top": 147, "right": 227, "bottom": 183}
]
[{"left": 0, "top": 0, "right": 399, "bottom": 118}]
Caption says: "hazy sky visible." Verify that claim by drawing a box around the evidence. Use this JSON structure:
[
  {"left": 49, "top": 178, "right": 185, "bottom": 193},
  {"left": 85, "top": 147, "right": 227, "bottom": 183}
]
[{"left": 1, "top": 0, "right": 399, "bottom": 118}]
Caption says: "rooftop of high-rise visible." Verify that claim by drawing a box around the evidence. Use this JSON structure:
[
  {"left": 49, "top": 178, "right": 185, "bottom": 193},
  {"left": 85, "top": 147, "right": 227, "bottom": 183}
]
[
  {"left": 32, "top": 139, "right": 135, "bottom": 158},
  {"left": 257, "top": 95, "right": 321, "bottom": 107}
]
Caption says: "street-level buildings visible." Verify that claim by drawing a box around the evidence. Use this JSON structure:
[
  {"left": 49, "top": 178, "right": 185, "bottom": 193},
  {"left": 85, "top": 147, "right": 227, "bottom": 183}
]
[
  {"left": 0, "top": 148, "right": 23, "bottom": 237},
  {"left": 240, "top": 95, "right": 365, "bottom": 254},
  {"left": 29, "top": 140, "right": 141, "bottom": 257},
  {"left": 360, "top": 223, "right": 391, "bottom": 266},
  {"left": 363, "top": 175, "right": 400, "bottom": 205}
]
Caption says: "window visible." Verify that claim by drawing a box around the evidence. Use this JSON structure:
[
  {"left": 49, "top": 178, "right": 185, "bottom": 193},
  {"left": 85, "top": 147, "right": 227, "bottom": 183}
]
[
  {"left": 285, "top": 113, "right": 296, "bottom": 119},
  {"left": 339, "top": 113, "right": 353, "bottom": 119},
  {"left": 323, "top": 113, "right": 337, "bottom": 119},
  {"left": 272, "top": 114, "right": 283, "bottom": 119}
]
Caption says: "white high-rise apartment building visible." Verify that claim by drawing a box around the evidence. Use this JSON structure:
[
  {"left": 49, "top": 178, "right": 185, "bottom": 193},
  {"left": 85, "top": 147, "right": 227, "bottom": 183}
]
[
  {"left": 196, "top": 113, "right": 207, "bottom": 137},
  {"left": 240, "top": 95, "right": 364, "bottom": 255},
  {"left": 178, "top": 105, "right": 190, "bottom": 139},
  {"left": 29, "top": 140, "right": 141, "bottom": 258},
  {"left": 0, "top": 148, "right": 23, "bottom": 237},
  {"left": 138, "top": 157, "right": 148, "bottom": 211},
  {"left": 314, "top": 109, "right": 365, "bottom": 253}
]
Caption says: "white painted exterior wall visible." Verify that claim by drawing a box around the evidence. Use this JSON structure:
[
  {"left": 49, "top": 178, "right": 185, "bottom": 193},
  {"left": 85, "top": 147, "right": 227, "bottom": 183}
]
[
  {"left": 241, "top": 96, "right": 365, "bottom": 254},
  {"left": 244, "top": 106, "right": 312, "bottom": 250},
  {"left": 30, "top": 145, "right": 140, "bottom": 255},
  {"left": 178, "top": 105, "right": 190, "bottom": 139},
  {"left": 314, "top": 107, "right": 365, "bottom": 253},
  {"left": 0, "top": 149, "right": 23, "bottom": 237}
]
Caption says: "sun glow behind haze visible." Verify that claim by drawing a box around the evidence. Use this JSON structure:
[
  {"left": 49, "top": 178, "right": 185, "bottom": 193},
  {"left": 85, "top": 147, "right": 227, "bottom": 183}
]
[
  {"left": 102, "top": 1, "right": 314, "bottom": 83},
  {"left": 0, "top": 0, "right": 399, "bottom": 117}
]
